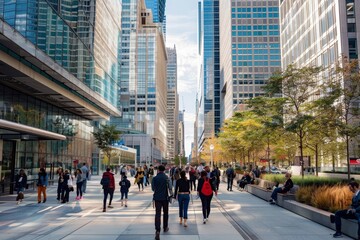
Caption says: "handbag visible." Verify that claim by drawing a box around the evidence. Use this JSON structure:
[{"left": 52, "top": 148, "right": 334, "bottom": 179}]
[{"left": 68, "top": 177, "right": 73, "bottom": 188}]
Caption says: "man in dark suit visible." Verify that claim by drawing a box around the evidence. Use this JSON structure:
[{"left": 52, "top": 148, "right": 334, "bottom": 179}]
[
  {"left": 332, "top": 181, "right": 360, "bottom": 238},
  {"left": 152, "top": 165, "right": 172, "bottom": 240}
]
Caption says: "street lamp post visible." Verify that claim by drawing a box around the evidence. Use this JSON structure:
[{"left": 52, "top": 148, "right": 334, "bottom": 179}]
[{"left": 210, "top": 144, "right": 214, "bottom": 171}]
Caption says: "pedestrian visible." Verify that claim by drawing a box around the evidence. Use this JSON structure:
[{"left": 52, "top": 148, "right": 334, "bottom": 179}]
[
  {"left": 119, "top": 175, "right": 131, "bottom": 207},
  {"left": 174, "top": 170, "right": 190, "bottom": 227},
  {"left": 269, "top": 172, "right": 293, "bottom": 204},
  {"left": 37, "top": 168, "right": 48, "bottom": 204},
  {"left": 120, "top": 165, "right": 127, "bottom": 178},
  {"left": 213, "top": 166, "right": 221, "bottom": 190},
  {"left": 135, "top": 167, "right": 144, "bottom": 191},
  {"left": 56, "top": 167, "right": 64, "bottom": 202},
  {"left": 75, "top": 168, "right": 83, "bottom": 200},
  {"left": 61, "top": 169, "right": 72, "bottom": 204},
  {"left": 15, "top": 169, "right": 27, "bottom": 204},
  {"left": 189, "top": 166, "right": 197, "bottom": 191},
  {"left": 197, "top": 170, "right": 217, "bottom": 224},
  {"left": 332, "top": 181, "right": 360, "bottom": 238},
  {"left": 252, "top": 165, "right": 261, "bottom": 178},
  {"left": 225, "top": 165, "right": 235, "bottom": 191},
  {"left": 80, "top": 163, "right": 89, "bottom": 193},
  {"left": 144, "top": 165, "right": 150, "bottom": 186},
  {"left": 149, "top": 164, "right": 155, "bottom": 185},
  {"left": 152, "top": 165, "right": 172, "bottom": 240},
  {"left": 101, "top": 167, "right": 115, "bottom": 212}
]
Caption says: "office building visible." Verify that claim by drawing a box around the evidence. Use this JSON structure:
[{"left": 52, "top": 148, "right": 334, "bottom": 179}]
[
  {"left": 220, "top": 0, "right": 281, "bottom": 120},
  {"left": 0, "top": 0, "right": 121, "bottom": 194},
  {"left": 197, "top": 0, "right": 220, "bottom": 149},
  {"left": 166, "top": 46, "right": 179, "bottom": 160}
]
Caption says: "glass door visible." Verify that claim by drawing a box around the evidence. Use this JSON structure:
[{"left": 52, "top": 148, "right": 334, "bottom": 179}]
[{"left": 1, "top": 141, "right": 16, "bottom": 195}]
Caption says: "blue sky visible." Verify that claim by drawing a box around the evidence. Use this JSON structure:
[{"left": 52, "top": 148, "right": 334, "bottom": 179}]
[{"left": 166, "top": 0, "right": 198, "bottom": 157}]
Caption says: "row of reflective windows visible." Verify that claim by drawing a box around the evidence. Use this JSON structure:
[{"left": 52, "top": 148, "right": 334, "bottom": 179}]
[
  {"left": 233, "top": 55, "right": 280, "bottom": 60},
  {"left": 233, "top": 43, "right": 280, "bottom": 48},
  {"left": 232, "top": 7, "right": 279, "bottom": 13},
  {"left": 123, "top": 107, "right": 156, "bottom": 112},
  {"left": 232, "top": 13, "right": 279, "bottom": 18},
  {"left": 232, "top": 31, "right": 279, "bottom": 36},
  {"left": 233, "top": 61, "right": 281, "bottom": 66},
  {"left": 233, "top": 25, "right": 279, "bottom": 30},
  {"left": 233, "top": 80, "right": 267, "bottom": 85},
  {"left": 233, "top": 49, "right": 280, "bottom": 54}
]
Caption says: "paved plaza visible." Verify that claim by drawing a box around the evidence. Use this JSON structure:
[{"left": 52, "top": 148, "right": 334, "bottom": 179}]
[{"left": 0, "top": 174, "right": 352, "bottom": 240}]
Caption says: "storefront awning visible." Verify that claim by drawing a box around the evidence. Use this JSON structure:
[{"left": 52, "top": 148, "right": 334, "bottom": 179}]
[{"left": 0, "top": 119, "right": 66, "bottom": 141}]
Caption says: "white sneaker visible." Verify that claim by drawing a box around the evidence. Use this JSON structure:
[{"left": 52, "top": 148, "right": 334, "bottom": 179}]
[{"left": 203, "top": 219, "right": 206, "bottom": 224}]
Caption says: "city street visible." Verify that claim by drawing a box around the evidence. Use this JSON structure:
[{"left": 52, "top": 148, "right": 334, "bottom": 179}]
[{"left": 0, "top": 174, "right": 351, "bottom": 240}]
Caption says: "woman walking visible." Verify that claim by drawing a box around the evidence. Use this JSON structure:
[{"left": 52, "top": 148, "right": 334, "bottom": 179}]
[
  {"left": 174, "top": 171, "right": 191, "bottom": 227},
  {"left": 61, "top": 169, "right": 71, "bottom": 203},
  {"left": 197, "top": 170, "right": 217, "bottom": 224},
  {"left": 37, "top": 168, "right": 48, "bottom": 204},
  {"left": 135, "top": 167, "right": 144, "bottom": 191},
  {"left": 56, "top": 167, "right": 64, "bottom": 202},
  {"left": 75, "top": 168, "right": 83, "bottom": 200}
]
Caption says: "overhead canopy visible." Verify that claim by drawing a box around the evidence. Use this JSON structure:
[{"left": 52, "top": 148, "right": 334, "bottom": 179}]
[{"left": 0, "top": 119, "right": 66, "bottom": 141}]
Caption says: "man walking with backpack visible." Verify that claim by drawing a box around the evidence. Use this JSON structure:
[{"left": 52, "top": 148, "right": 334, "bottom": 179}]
[
  {"left": 226, "top": 165, "right": 235, "bottom": 191},
  {"left": 197, "top": 170, "right": 217, "bottom": 224},
  {"left": 101, "top": 168, "right": 115, "bottom": 212}
]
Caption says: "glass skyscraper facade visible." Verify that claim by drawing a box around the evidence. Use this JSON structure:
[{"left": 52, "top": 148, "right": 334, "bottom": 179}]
[
  {"left": 0, "top": 0, "right": 121, "bottom": 107},
  {"left": 220, "top": 0, "right": 281, "bottom": 120},
  {"left": 0, "top": 0, "right": 121, "bottom": 194},
  {"left": 145, "top": 0, "right": 166, "bottom": 23},
  {"left": 197, "top": 0, "right": 220, "bottom": 147}
]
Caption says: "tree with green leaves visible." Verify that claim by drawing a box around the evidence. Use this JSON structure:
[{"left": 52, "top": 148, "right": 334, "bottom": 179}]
[
  {"left": 92, "top": 124, "right": 122, "bottom": 167},
  {"left": 264, "top": 64, "right": 323, "bottom": 178},
  {"left": 333, "top": 57, "right": 360, "bottom": 179}
]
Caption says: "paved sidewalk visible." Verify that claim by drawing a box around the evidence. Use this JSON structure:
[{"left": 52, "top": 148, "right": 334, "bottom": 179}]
[{"left": 0, "top": 174, "right": 352, "bottom": 240}]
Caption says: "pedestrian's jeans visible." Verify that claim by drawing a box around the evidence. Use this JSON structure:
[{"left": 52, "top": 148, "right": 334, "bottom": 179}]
[
  {"left": 103, "top": 188, "right": 114, "bottom": 209},
  {"left": 334, "top": 209, "right": 360, "bottom": 236},
  {"left": 227, "top": 177, "right": 233, "bottom": 190},
  {"left": 121, "top": 191, "right": 128, "bottom": 200},
  {"left": 200, "top": 194, "right": 213, "bottom": 219},
  {"left": 155, "top": 200, "right": 169, "bottom": 232},
  {"left": 271, "top": 187, "right": 284, "bottom": 201},
  {"left": 76, "top": 181, "right": 83, "bottom": 197},
  {"left": 178, "top": 194, "right": 190, "bottom": 219}
]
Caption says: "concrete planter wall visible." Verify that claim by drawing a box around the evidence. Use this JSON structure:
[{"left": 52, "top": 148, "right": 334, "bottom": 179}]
[{"left": 247, "top": 184, "right": 358, "bottom": 239}]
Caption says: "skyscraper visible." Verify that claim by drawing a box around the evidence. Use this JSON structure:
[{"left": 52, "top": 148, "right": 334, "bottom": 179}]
[
  {"left": 279, "top": 0, "right": 360, "bottom": 164},
  {"left": 112, "top": 0, "right": 168, "bottom": 164},
  {"left": 220, "top": 0, "right": 281, "bottom": 120},
  {"left": 197, "top": 0, "right": 220, "bottom": 148},
  {"left": 0, "top": 0, "right": 121, "bottom": 194},
  {"left": 166, "top": 46, "right": 179, "bottom": 160},
  {"left": 145, "top": 0, "right": 166, "bottom": 23}
]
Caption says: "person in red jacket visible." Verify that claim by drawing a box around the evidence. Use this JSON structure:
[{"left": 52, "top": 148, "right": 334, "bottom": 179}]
[{"left": 102, "top": 168, "right": 115, "bottom": 212}]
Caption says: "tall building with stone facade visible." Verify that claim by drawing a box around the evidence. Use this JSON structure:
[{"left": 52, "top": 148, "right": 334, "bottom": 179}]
[
  {"left": 166, "top": 46, "right": 179, "bottom": 160},
  {"left": 112, "top": 0, "right": 168, "bottom": 164}
]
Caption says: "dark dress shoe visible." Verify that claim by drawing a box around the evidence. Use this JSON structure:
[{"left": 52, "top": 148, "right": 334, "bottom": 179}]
[
  {"left": 163, "top": 227, "right": 169, "bottom": 232},
  {"left": 155, "top": 231, "right": 160, "bottom": 240}
]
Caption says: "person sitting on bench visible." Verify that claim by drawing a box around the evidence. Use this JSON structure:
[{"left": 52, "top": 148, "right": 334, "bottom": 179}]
[
  {"left": 332, "top": 181, "right": 360, "bottom": 238},
  {"left": 269, "top": 172, "right": 293, "bottom": 204}
]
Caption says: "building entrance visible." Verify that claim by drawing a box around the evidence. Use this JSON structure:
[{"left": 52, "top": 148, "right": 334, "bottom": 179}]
[{"left": 1, "top": 140, "right": 16, "bottom": 195}]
